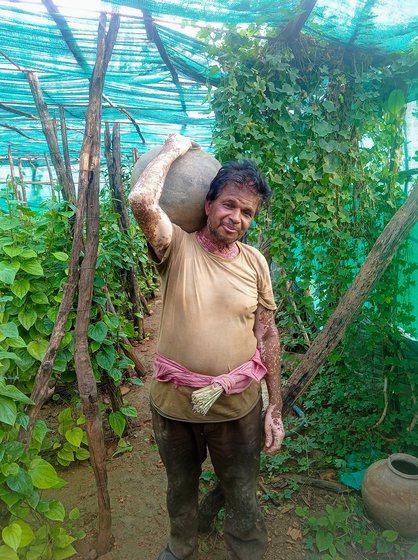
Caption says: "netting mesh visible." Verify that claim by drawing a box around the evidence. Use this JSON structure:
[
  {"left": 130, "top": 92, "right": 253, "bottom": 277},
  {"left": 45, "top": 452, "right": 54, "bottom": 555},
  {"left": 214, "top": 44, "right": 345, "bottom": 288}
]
[{"left": 0, "top": 0, "right": 417, "bottom": 165}]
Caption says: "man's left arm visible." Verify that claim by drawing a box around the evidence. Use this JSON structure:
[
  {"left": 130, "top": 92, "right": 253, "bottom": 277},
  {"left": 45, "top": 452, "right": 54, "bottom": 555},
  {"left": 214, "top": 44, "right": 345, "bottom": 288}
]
[{"left": 254, "top": 304, "right": 285, "bottom": 454}]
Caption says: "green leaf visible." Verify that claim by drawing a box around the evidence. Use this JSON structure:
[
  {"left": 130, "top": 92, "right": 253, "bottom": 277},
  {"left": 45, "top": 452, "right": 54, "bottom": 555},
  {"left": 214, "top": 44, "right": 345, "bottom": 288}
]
[
  {"left": 0, "top": 216, "right": 20, "bottom": 230},
  {"left": 6, "top": 467, "right": 33, "bottom": 496},
  {"left": 0, "top": 382, "right": 34, "bottom": 405},
  {"left": 7, "top": 336, "right": 27, "bottom": 348},
  {"left": 387, "top": 89, "right": 405, "bottom": 115},
  {"left": 0, "top": 545, "right": 19, "bottom": 560},
  {"left": 316, "top": 530, "right": 333, "bottom": 552},
  {"left": 323, "top": 153, "right": 340, "bottom": 174},
  {"left": 52, "top": 252, "right": 69, "bottom": 261},
  {"left": 11, "top": 278, "right": 30, "bottom": 298},
  {"left": 109, "top": 411, "right": 126, "bottom": 438},
  {"left": 19, "top": 260, "right": 44, "bottom": 276},
  {"left": 90, "top": 340, "right": 101, "bottom": 353},
  {"left": 12, "top": 520, "right": 34, "bottom": 548},
  {"left": 108, "top": 368, "right": 122, "bottom": 384},
  {"left": 0, "top": 262, "right": 20, "bottom": 285},
  {"left": 44, "top": 500, "right": 65, "bottom": 521},
  {"left": 57, "top": 449, "right": 74, "bottom": 463},
  {"left": 120, "top": 405, "right": 137, "bottom": 418},
  {"left": 0, "top": 349, "right": 17, "bottom": 361},
  {"left": 2, "top": 522, "right": 22, "bottom": 551},
  {"left": 0, "top": 322, "right": 19, "bottom": 338},
  {"left": 3, "top": 441, "right": 25, "bottom": 461},
  {"left": 29, "top": 457, "right": 66, "bottom": 489},
  {"left": 96, "top": 347, "right": 116, "bottom": 370},
  {"left": 32, "top": 419, "right": 50, "bottom": 445},
  {"left": 18, "top": 308, "right": 37, "bottom": 330},
  {"left": 65, "top": 427, "right": 83, "bottom": 447},
  {"left": 53, "top": 528, "right": 75, "bottom": 549},
  {"left": 3, "top": 246, "right": 23, "bottom": 258},
  {"left": 69, "top": 507, "right": 80, "bottom": 520},
  {"left": 75, "top": 448, "right": 90, "bottom": 461},
  {"left": 382, "top": 530, "right": 398, "bottom": 542},
  {"left": 19, "top": 249, "right": 37, "bottom": 259},
  {"left": 0, "top": 395, "right": 17, "bottom": 425},
  {"left": 27, "top": 339, "right": 49, "bottom": 361},
  {"left": 0, "top": 490, "right": 20, "bottom": 507},
  {"left": 128, "top": 378, "right": 143, "bottom": 386},
  {"left": 30, "top": 293, "right": 49, "bottom": 304},
  {"left": 88, "top": 321, "right": 108, "bottom": 343},
  {"left": 26, "top": 543, "right": 47, "bottom": 560},
  {"left": 103, "top": 314, "right": 119, "bottom": 330},
  {"left": 54, "top": 544, "right": 77, "bottom": 560}
]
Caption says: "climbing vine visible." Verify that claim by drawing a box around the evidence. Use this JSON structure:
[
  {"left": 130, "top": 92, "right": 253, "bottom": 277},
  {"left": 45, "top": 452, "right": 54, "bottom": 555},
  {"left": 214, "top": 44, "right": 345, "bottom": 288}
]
[{"left": 200, "top": 25, "right": 418, "bottom": 463}]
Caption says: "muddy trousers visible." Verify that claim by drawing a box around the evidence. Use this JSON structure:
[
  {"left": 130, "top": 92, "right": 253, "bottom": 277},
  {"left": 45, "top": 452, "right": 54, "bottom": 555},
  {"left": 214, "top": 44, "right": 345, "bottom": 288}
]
[{"left": 151, "top": 399, "right": 267, "bottom": 560}]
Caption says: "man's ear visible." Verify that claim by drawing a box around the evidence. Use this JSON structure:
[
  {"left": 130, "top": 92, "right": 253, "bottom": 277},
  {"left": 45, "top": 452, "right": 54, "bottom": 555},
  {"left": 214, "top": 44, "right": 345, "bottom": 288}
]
[{"left": 204, "top": 199, "right": 211, "bottom": 216}]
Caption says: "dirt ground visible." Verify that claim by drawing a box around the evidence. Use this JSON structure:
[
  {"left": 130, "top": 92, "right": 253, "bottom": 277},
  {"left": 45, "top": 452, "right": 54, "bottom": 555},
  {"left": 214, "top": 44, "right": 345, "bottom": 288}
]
[{"left": 49, "top": 295, "right": 417, "bottom": 560}]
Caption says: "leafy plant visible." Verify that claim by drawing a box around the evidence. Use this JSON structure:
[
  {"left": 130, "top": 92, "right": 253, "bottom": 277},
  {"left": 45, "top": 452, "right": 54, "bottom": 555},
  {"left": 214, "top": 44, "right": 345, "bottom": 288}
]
[
  {"left": 52, "top": 408, "right": 90, "bottom": 467},
  {"left": 0, "top": 376, "right": 83, "bottom": 559},
  {"left": 200, "top": 24, "right": 418, "bottom": 467},
  {"left": 295, "top": 498, "right": 417, "bottom": 559},
  {"left": 108, "top": 403, "right": 137, "bottom": 439}
]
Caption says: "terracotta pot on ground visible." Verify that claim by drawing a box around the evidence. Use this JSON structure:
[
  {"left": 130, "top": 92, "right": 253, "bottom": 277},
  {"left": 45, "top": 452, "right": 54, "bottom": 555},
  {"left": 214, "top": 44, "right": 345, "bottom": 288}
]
[
  {"left": 361, "top": 453, "right": 418, "bottom": 538},
  {"left": 131, "top": 142, "right": 221, "bottom": 233}
]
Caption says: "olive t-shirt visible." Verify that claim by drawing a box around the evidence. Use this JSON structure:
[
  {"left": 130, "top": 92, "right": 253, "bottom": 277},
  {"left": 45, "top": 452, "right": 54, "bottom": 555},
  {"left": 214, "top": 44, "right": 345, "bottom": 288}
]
[{"left": 150, "top": 224, "right": 276, "bottom": 422}]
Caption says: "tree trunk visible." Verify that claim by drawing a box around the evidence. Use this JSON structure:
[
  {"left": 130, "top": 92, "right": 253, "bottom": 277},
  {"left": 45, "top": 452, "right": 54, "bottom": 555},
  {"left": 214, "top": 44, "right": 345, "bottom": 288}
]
[
  {"left": 73, "top": 13, "right": 119, "bottom": 556},
  {"left": 282, "top": 183, "right": 418, "bottom": 411}
]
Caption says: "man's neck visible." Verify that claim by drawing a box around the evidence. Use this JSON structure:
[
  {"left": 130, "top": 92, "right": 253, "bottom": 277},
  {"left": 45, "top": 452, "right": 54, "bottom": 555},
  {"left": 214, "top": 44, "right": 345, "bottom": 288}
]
[{"left": 196, "top": 227, "right": 239, "bottom": 259}]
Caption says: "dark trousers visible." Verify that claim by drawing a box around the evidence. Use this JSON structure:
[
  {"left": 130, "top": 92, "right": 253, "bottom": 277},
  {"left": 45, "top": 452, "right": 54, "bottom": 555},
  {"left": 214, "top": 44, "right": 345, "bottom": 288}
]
[{"left": 151, "top": 399, "right": 267, "bottom": 560}]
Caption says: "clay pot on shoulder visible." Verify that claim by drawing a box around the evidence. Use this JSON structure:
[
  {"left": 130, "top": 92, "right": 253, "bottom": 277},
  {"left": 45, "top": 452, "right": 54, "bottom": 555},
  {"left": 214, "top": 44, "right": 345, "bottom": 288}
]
[
  {"left": 361, "top": 453, "right": 418, "bottom": 538},
  {"left": 131, "top": 142, "right": 221, "bottom": 233}
]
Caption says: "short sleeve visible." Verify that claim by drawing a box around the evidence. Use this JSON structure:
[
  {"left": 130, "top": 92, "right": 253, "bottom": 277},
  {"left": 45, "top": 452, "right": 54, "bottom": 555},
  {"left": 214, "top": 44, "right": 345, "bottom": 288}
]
[
  {"left": 154, "top": 224, "right": 185, "bottom": 274},
  {"left": 256, "top": 253, "right": 276, "bottom": 310}
]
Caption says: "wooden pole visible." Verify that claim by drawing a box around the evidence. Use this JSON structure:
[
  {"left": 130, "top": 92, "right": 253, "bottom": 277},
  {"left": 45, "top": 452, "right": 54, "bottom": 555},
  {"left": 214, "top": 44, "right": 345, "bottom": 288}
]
[
  {"left": 59, "top": 104, "right": 76, "bottom": 197},
  {"left": 73, "top": 13, "right": 119, "bottom": 556},
  {"left": 104, "top": 122, "right": 149, "bottom": 332},
  {"left": 44, "top": 152, "right": 56, "bottom": 200},
  {"left": 26, "top": 71, "right": 76, "bottom": 203},
  {"left": 7, "top": 145, "right": 20, "bottom": 200},
  {"left": 17, "top": 158, "right": 28, "bottom": 205},
  {"left": 282, "top": 183, "right": 418, "bottom": 411}
]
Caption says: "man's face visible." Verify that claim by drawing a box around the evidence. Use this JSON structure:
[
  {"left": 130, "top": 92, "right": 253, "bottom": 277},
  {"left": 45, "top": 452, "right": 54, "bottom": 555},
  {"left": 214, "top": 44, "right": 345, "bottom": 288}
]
[{"left": 204, "top": 182, "right": 260, "bottom": 245}]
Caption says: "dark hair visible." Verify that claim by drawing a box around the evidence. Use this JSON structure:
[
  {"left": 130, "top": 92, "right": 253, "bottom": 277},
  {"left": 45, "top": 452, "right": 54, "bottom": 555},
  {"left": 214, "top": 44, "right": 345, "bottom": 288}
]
[{"left": 206, "top": 159, "right": 270, "bottom": 207}]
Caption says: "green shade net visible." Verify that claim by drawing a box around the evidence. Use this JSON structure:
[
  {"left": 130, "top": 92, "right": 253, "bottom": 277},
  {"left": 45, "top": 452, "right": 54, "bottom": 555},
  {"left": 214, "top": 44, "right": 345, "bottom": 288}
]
[{"left": 0, "top": 0, "right": 417, "bottom": 163}]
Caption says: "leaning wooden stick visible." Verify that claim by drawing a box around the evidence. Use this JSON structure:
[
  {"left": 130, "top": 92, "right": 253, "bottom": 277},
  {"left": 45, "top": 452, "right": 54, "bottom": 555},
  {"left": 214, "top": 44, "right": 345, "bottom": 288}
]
[{"left": 283, "top": 182, "right": 418, "bottom": 411}]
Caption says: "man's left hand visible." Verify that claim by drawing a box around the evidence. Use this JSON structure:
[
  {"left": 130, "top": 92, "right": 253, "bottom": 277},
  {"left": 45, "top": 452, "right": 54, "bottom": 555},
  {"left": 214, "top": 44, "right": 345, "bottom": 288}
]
[{"left": 264, "top": 403, "right": 285, "bottom": 454}]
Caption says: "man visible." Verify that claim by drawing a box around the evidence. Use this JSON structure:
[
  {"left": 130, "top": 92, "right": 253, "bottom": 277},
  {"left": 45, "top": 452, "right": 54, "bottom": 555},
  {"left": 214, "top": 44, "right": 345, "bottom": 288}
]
[{"left": 129, "top": 133, "right": 284, "bottom": 560}]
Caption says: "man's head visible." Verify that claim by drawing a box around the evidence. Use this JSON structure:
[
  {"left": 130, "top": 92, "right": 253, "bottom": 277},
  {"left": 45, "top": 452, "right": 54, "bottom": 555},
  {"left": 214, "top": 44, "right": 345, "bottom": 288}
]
[
  {"left": 203, "top": 160, "right": 270, "bottom": 245},
  {"left": 206, "top": 159, "right": 270, "bottom": 209}
]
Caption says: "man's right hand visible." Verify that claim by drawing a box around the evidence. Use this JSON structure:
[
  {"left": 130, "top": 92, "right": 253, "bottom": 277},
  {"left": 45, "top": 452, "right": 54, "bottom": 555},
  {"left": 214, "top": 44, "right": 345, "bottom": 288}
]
[{"left": 161, "top": 133, "right": 192, "bottom": 159}]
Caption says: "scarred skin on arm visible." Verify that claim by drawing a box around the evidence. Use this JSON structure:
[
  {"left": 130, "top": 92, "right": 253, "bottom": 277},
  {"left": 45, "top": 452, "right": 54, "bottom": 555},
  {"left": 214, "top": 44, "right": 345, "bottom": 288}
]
[
  {"left": 254, "top": 304, "right": 285, "bottom": 454},
  {"left": 128, "top": 133, "right": 192, "bottom": 260}
]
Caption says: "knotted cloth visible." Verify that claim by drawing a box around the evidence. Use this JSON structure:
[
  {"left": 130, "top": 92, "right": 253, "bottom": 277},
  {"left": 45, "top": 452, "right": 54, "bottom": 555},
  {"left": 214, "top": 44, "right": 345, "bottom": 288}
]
[{"left": 154, "top": 350, "right": 267, "bottom": 394}]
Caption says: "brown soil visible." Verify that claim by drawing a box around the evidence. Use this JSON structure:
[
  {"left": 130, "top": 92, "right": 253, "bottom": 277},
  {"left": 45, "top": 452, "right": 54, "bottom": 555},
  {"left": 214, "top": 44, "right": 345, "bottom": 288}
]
[{"left": 50, "top": 295, "right": 417, "bottom": 560}]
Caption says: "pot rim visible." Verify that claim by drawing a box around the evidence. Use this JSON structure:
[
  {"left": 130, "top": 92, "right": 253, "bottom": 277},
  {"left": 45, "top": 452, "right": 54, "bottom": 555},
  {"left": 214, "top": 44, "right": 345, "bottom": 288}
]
[{"left": 387, "top": 453, "right": 418, "bottom": 480}]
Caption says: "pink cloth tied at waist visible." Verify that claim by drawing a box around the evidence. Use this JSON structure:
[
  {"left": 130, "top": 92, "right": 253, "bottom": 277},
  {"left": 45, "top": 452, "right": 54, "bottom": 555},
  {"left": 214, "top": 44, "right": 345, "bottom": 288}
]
[{"left": 154, "top": 349, "right": 267, "bottom": 395}]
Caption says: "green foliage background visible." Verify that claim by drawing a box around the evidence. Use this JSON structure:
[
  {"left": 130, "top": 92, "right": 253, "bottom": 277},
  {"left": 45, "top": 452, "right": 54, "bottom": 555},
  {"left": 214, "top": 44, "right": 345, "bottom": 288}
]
[
  {"left": 201, "top": 25, "right": 418, "bottom": 467},
  {"left": 0, "top": 172, "right": 157, "bottom": 557}
]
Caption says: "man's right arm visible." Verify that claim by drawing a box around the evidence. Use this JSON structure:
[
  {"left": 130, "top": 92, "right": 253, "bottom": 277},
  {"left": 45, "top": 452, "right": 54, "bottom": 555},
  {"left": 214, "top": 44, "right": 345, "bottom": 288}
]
[{"left": 128, "top": 133, "right": 192, "bottom": 260}]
